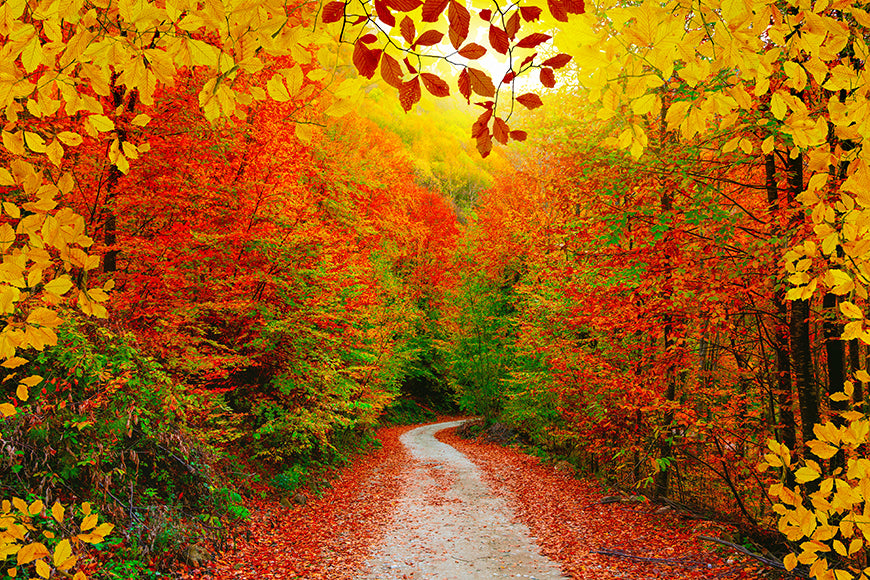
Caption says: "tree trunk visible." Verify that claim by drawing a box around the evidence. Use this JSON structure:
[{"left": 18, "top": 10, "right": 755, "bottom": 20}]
[{"left": 765, "top": 153, "right": 797, "bottom": 454}]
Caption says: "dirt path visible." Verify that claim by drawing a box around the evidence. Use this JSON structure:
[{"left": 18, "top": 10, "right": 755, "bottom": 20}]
[{"left": 361, "top": 420, "right": 568, "bottom": 580}]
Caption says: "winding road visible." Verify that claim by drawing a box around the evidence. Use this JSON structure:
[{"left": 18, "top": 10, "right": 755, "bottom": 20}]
[{"left": 360, "top": 420, "right": 568, "bottom": 580}]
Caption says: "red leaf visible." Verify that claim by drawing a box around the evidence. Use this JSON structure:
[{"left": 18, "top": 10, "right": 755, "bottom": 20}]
[
  {"left": 360, "top": 33, "right": 378, "bottom": 44},
  {"left": 414, "top": 29, "right": 444, "bottom": 47},
  {"left": 404, "top": 57, "right": 418, "bottom": 73},
  {"left": 471, "top": 109, "right": 492, "bottom": 138},
  {"left": 509, "top": 129, "right": 528, "bottom": 141},
  {"left": 421, "top": 0, "right": 448, "bottom": 22},
  {"left": 516, "top": 33, "right": 551, "bottom": 49},
  {"left": 351, "top": 15, "right": 366, "bottom": 23},
  {"left": 388, "top": 0, "right": 422, "bottom": 11},
  {"left": 449, "top": 28, "right": 463, "bottom": 49},
  {"left": 353, "top": 41, "right": 381, "bottom": 79},
  {"left": 400, "top": 16, "right": 415, "bottom": 44},
  {"left": 476, "top": 131, "right": 492, "bottom": 157},
  {"left": 566, "top": 0, "right": 585, "bottom": 14},
  {"left": 540, "top": 67, "right": 555, "bottom": 88},
  {"left": 520, "top": 6, "right": 542, "bottom": 21},
  {"left": 381, "top": 53, "right": 404, "bottom": 88},
  {"left": 467, "top": 67, "right": 495, "bottom": 97},
  {"left": 458, "top": 43, "right": 487, "bottom": 59},
  {"left": 516, "top": 92, "right": 543, "bottom": 109},
  {"left": 541, "top": 53, "right": 572, "bottom": 69},
  {"left": 502, "top": 70, "right": 516, "bottom": 84},
  {"left": 520, "top": 53, "right": 537, "bottom": 67},
  {"left": 420, "top": 73, "right": 450, "bottom": 96},
  {"left": 505, "top": 11, "right": 520, "bottom": 39},
  {"left": 399, "top": 76, "right": 421, "bottom": 111},
  {"left": 488, "top": 25, "right": 509, "bottom": 54},
  {"left": 374, "top": 0, "right": 396, "bottom": 26},
  {"left": 448, "top": 1, "right": 470, "bottom": 47},
  {"left": 493, "top": 117, "right": 509, "bottom": 144},
  {"left": 479, "top": 8, "right": 491, "bottom": 20},
  {"left": 321, "top": 1, "right": 345, "bottom": 23},
  {"left": 547, "top": 0, "right": 569, "bottom": 21},
  {"left": 458, "top": 68, "right": 471, "bottom": 101}
]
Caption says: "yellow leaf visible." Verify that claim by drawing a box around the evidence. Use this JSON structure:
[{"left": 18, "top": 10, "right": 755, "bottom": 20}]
[
  {"left": 8, "top": 568, "right": 16, "bottom": 577},
  {"left": 46, "top": 139, "right": 64, "bottom": 166},
  {"left": 131, "top": 114, "right": 151, "bottom": 126},
  {"left": 81, "top": 513, "right": 98, "bottom": 531},
  {"left": 93, "top": 522, "right": 114, "bottom": 536},
  {"left": 0, "top": 403, "right": 16, "bottom": 416},
  {"left": 24, "top": 132, "right": 46, "bottom": 153},
  {"left": 266, "top": 74, "right": 291, "bottom": 102},
  {"left": 771, "top": 92, "right": 787, "bottom": 120},
  {"left": 17, "top": 542, "right": 50, "bottom": 565},
  {"left": 74, "top": 571, "right": 87, "bottom": 580},
  {"left": 88, "top": 115, "right": 115, "bottom": 132},
  {"left": 2, "top": 357, "right": 27, "bottom": 368},
  {"left": 807, "top": 439, "right": 839, "bottom": 459},
  {"left": 16, "top": 382, "right": 28, "bottom": 402},
  {"left": 795, "top": 466, "right": 821, "bottom": 483},
  {"left": 57, "top": 132, "right": 83, "bottom": 146},
  {"left": 632, "top": 93, "right": 657, "bottom": 116},
  {"left": 20, "top": 375, "right": 42, "bottom": 387},
  {"left": 841, "top": 301, "right": 864, "bottom": 319},
  {"left": 762, "top": 135, "right": 775, "bottom": 155},
  {"left": 28, "top": 499, "right": 44, "bottom": 515},
  {"left": 834, "top": 539, "right": 848, "bottom": 556},
  {"left": 21, "top": 36, "right": 45, "bottom": 74},
  {"left": 784, "top": 552, "right": 798, "bottom": 571},
  {"left": 35, "top": 558, "right": 50, "bottom": 578},
  {"left": 857, "top": 370, "right": 870, "bottom": 383},
  {"left": 82, "top": 502, "right": 92, "bottom": 515},
  {"left": 43, "top": 275, "right": 73, "bottom": 296},
  {"left": 831, "top": 392, "right": 850, "bottom": 402},
  {"left": 53, "top": 539, "right": 71, "bottom": 567},
  {"left": 51, "top": 502, "right": 64, "bottom": 524}
]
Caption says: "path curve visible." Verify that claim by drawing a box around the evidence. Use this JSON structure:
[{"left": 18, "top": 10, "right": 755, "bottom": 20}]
[{"left": 361, "top": 420, "right": 568, "bottom": 580}]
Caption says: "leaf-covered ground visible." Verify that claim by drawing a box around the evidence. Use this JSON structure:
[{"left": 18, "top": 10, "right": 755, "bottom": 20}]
[
  {"left": 437, "top": 427, "right": 767, "bottom": 580},
  {"left": 205, "top": 424, "right": 417, "bottom": 579},
  {"left": 194, "top": 421, "right": 766, "bottom": 579}
]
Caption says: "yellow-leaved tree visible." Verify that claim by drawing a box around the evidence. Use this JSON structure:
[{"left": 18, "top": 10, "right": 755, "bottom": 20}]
[{"left": 0, "top": 0, "right": 352, "bottom": 575}]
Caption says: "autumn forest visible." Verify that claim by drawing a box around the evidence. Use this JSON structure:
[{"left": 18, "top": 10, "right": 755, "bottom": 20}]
[{"left": 1, "top": 0, "right": 870, "bottom": 577}]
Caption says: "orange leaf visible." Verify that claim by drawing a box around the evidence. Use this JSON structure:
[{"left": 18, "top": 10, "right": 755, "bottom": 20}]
[
  {"left": 542, "top": 53, "right": 572, "bottom": 68},
  {"left": 516, "top": 32, "right": 551, "bottom": 48},
  {"left": 458, "top": 68, "right": 471, "bottom": 101},
  {"left": 399, "top": 76, "right": 422, "bottom": 111},
  {"left": 505, "top": 11, "right": 520, "bottom": 39},
  {"left": 467, "top": 68, "right": 495, "bottom": 97},
  {"left": 374, "top": 0, "right": 396, "bottom": 26},
  {"left": 516, "top": 92, "right": 543, "bottom": 109},
  {"left": 421, "top": 0, "right": 448, "bottom": 22},
  {"left": 489, "top": 25, "right": 509, "bottom": 54},
  {"left": 520, "top": 6, "right": 542, "bottom": 20},
  {"left": 458, "top": 43, "right": 487, "bottom": 59},
  {"left": 493, "top": 117, "right": 509, "bottom": 144},
  {"left": 414, "top": 30, "right": 444, "bottom": 47},
  {"left": 400, "top": 16, "right": 415, "bottom": 44},
  {"left": 540, "top": 67, "right": 555, "bottom": 88},
  {"left": 381, "top": 53, "right": 404, "bottom": 88},
  {"left": 421, "top": 73, "right": 450, "bottom": 97}
]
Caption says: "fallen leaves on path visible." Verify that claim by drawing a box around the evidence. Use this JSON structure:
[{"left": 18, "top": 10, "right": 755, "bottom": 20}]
[
  {"left": 437, "top": 427, "right": 766, "bottom": 580},
  {"left": 208, "top": 424, "right": 415, "bottom": 580}
]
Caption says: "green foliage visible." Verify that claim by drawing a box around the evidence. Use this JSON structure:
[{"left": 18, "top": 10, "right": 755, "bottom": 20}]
[{"left": 378, "top": 398, "right": 437, "bottom": 426}]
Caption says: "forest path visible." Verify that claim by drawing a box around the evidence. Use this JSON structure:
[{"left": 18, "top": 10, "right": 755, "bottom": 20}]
[{"left": 360, "top": 420, "right": 568, "bottom": 580}]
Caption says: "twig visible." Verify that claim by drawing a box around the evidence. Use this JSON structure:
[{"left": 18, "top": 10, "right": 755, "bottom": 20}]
[
  {"left": 592, "top": 549, "right": 706, "bottom": 568},
  {"left": 698, "top": 536, "right": 808, "bottom": 578}
]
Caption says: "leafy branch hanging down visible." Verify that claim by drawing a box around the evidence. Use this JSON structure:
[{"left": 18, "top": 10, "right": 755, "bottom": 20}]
[{"left": 321, "top": 0, "right": 580, "bottom": 156}]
